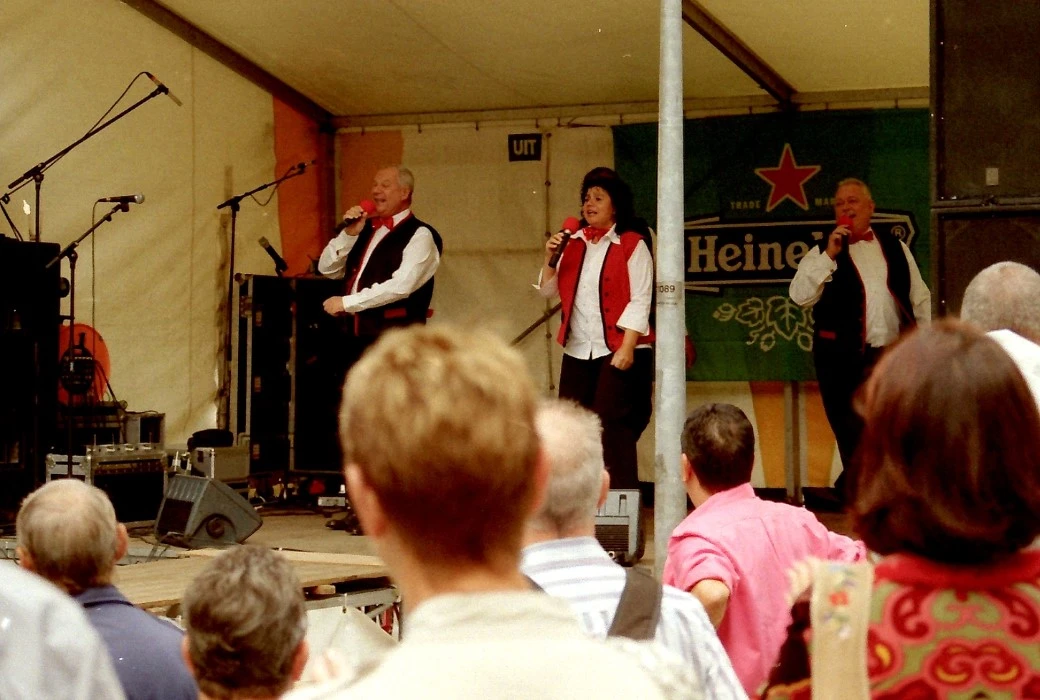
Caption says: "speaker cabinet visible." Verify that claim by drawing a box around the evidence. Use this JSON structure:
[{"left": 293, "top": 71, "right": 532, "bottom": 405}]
[
  {"left": 932, "top": 1, "right": 1040, "bottom": 202},
  {"left": 1, "top": 239, "right": 60, "bottom": 521},
  {"left": 231, "top": 275, "right": 345, "bottom": 474},
  {"left": 933, "top": 207, "right": 1040, "bottom": 316},
  {"left": 594, "top": 490, "right": 644, "bottom": 566},
  {"left": 155, "top": 474, "right": 262, "bottom": 548}
]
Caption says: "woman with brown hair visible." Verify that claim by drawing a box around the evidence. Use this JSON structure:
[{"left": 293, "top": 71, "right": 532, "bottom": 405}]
[
  {"left": 536, "top": 167, "right": 654, "bottom": 491},
  {"left": 763, "top": 320, "right": 1040, "bottom": 699}
]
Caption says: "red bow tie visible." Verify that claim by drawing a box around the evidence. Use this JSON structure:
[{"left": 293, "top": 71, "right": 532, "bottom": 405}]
[
  {"left": 584, "top": 227, "right": 610, "bottom": 243},
  {"left": 849, "top": 229, "right": 875, "bottom": 244},
  {"left": 372, "top": 216, "right": 396, "bottom": 231}
]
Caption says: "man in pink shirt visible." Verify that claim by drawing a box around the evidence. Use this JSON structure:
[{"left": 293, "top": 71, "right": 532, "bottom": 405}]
[{"left": 662, "top": 403, "right": 865, "bottom": 696}]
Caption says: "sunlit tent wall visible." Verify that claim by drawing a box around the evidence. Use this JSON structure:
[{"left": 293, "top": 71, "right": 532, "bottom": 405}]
[{"left": 1, "top": 0, "right": 930, "bottom": 489}]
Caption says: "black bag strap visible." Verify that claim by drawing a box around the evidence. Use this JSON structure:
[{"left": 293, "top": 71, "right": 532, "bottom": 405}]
[{"left": 607, "top": 567, "right": 663, "bottom": 641}]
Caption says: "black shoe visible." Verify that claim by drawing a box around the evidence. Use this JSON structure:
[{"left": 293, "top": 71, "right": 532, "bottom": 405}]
[{"left": 802, "top": 487, "right": 846, "bottom": 513}]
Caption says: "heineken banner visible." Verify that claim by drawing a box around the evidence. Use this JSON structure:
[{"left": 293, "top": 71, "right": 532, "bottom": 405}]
[{"left": 614, "top": 109, "right": 930, "bottom": 381}]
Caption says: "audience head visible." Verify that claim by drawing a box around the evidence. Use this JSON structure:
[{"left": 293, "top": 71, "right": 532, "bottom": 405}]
[
  {"left": 853, "top": 320, "right": 1040, "bottom": 564},
  {"left": 960, "top": 261, "right": 1040, "bottom": 342},
  {"left": 528, "top": 400, "right": 608, "bottom": 536},
  {"left": 681, "top": 403, "right": 756, "bottom": 495},
  {"left": 182, "top": 545, "right": 307, "bottom": 699},
  {"left": 339, "top": 324, "right": 543, "bottom": 567},
  {"left": 16, "top": 479, "right": 127, "bottom": 595}
]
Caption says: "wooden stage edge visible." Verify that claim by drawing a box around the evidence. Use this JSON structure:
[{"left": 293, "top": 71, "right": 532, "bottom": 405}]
[{"left": 119, "top": 513, "right": 389, "bottom": 612}]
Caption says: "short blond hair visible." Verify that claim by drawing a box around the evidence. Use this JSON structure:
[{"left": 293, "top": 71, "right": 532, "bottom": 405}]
[
  {"left": 339, "top": 324, "right": 540, "bottom": 564},
  {"left": 530, "top": 400, "right": 604, "bottom": 532},
  {"left": 16, "top": 480, "right": 120, "bottom": 595}
]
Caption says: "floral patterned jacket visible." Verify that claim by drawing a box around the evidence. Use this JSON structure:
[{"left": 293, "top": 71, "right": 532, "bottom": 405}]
[{"left": 762, "top": 549, "right": 1040, "bottom": 700}]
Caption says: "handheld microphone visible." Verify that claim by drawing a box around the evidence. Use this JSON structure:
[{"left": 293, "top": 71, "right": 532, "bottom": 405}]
[
  {"left": 547, "top": 216, "right": 582, "bottom": 269},
  {"left": 145, "top": 72, "right": 183, "bottom": 107},
  {"left": 333, "top": 199, "right": 377, "bottom": 234},
  {"left": 258, "top": 236, "right": 289, "bottom": 273},
  {"left": 98, "top": 194, "right": 145, "bottom": 204},
  {"left": 833, "top": 214, "right": 854, "bottom": 254}
]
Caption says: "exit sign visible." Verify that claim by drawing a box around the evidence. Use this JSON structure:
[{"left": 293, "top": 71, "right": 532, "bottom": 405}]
[{"left": 508, "top": 133, "right": 542, "bottom": 161}]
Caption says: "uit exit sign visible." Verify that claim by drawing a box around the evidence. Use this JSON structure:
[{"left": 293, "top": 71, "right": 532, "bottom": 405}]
[{"left": 508, "top": 133, "right": 542, "bottom": 161}]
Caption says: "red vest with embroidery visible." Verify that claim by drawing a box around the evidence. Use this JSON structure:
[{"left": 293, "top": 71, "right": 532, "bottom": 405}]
[{"left": 555, "top": 231, "right": 655, "bottom": 352}]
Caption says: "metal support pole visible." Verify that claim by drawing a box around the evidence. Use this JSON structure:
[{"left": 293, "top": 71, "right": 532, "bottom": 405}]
[
  {"left": 654, "top": 0, "right": 687, "bottom": 576},
  {"left": 783, "top": 381, "right": 803, "bottom": 504}
]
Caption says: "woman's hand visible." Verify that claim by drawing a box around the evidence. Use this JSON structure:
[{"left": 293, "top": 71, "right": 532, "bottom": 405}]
[
  {"left": 544, "top": 230, "right": 566, "bottom": 263},
  {"left": 611, "top": 345, "right": 635, "bottom": 370}
]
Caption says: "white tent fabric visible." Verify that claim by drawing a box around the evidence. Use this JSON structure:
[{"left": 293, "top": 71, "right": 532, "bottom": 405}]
[
  {"left": 1, "top": 0, "right": 919, "bottom": 485},
  {"left": 2, "top": 0, "right": 284, "bottom": 443}
]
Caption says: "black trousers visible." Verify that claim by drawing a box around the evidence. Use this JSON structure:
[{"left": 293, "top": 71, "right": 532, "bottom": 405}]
[
  {"left": 813, "top": 342, "right": 882, "bottom": 494},
  {"left": 558, "top": 348, "right": 654, "bottom": 490}
]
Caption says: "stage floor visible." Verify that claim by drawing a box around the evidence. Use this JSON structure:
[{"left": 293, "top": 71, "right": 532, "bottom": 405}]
[{"left": 120, "top": 511, "right": 388, "bottom": 613}]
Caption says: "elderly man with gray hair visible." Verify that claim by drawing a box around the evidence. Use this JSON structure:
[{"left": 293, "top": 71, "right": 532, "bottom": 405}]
[
  {"left": 181, "top": 546, "right": 309, "bottom": 699},
  {"left": 960, "top": 260, "right": 1040, "bottom": 406},
  {"left": 16, "top": 480, "right": 197, "bottom": 700},
  {"left": 520, "top": 399, "right": 746, "bottom": 699}
]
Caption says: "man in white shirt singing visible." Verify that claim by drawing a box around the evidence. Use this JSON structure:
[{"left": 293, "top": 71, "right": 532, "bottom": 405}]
[
  {"left": 789, "top": 178, "right": 930, "bottom": 503},
  {"left": 319, "top": 165, "right": 442, "bottom": 367}
]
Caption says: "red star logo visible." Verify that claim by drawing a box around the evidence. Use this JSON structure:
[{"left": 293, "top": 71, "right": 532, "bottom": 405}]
[{"left": 755, "top": 144, "right": 821, "bottom": 212}]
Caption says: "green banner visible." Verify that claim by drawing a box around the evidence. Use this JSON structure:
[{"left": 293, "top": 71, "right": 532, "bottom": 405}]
[{"left": 614, "top": 109, "right": 930, "bottom": 381}]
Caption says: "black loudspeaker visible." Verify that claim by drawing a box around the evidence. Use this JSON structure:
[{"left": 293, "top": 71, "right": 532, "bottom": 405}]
[
  {"left": 933, "top": 208, "right": 1040, "bottom": 316},
  {"left": 155, "top": 474, "right": 262, "bottom": 548},
  {"left": 232, "top": 275, "right": 345, "bottom": 473},
  {"left": 1, "top": 239, "right": 60, "bottom": 522},
  {"left": 932, "top": 1, "right": 1040, "bottom": 201},
  {"left": 594, "top": 490, "right": 644, "bottom": 566}
]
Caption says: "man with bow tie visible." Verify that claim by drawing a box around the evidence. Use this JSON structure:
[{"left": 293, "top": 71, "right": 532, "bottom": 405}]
[
  {"left": 319, "top": 165, "right": 443, "bottom": 366},
  {"left": 536, "top": 167, "right": 654, "bottom": 492},
  {"left": 790, "top": 178, "right": 930, "bottom": 503}
]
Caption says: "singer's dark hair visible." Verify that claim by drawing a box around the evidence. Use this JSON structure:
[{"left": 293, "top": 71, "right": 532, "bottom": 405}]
[
  {"left": 580, "top": 167, "right": 653, "bottom": 248},
  {"left": 580, "top": 167, "right": 636, "bottom": 228}
]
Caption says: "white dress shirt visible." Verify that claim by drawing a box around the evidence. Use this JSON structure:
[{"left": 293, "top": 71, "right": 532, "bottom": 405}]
[
  {"left": 988, "top": 329, "right": 1040, "bottom": 409},
  {"left": 537, "top": 226, "right": 653, "bottom": 359},
  {"left": 317, "top": 209, "right": 440, "bottom": 314},
  {"left": 789, "top": 230, "right": 931, "bottom": 347},
  {"left": 521, "top": 537, "right": 747, "bottom": 700}
]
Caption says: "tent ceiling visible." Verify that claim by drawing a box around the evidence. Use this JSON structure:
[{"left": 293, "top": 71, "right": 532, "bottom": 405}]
[{"left": 146, "top": 0, "right": 928, "bottom": 121}]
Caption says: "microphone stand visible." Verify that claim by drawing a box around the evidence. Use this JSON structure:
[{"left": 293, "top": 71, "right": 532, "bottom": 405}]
[
  {"left": 215, "top": 163, "right": 309, "bottom": 431},
  {"left": 45, "top": 203, "right": 130, "bottom": 477},
  {"left": 4, "top": 85, "right": 168, "bottom": 243}
]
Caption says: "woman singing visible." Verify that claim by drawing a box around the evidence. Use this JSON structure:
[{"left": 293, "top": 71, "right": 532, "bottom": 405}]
[{"left": 536, "top": 167, "right": 654, "bottom": 490}]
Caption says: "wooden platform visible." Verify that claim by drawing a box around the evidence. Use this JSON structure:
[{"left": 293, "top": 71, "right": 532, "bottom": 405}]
[{"left": 120, "top": 512, "right": 389, "bottom": 612}]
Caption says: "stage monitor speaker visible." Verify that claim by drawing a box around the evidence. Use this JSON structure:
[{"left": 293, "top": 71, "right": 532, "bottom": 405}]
[
  {"left": 933, "top": 207, "right": 1040, "bottom": 316},
  {"left": 932, "top": 1, "right": 1040, "bottom": 201},
  {"left": 155, "top": 474, "right": 261, "bottom": 548},
  {"left": 594, "top": 489, "right": 643, "bottom": 566}
]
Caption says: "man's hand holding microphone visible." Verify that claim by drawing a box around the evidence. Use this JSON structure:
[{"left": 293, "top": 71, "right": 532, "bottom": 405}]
[{"left": 826, "top": 214, "right": 855, "bottom": 260}]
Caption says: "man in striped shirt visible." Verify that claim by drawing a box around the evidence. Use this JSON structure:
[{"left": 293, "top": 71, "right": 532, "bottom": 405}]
[{"left": 521, "top": 399, "right": 747, "bottom": 699}]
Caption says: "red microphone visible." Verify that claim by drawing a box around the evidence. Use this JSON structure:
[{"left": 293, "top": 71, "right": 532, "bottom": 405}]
[
  {"left": 334, "top": 199, "right": 377, "bottom": 234},
  {"left": 837, "top": 214, "right": 854, "bottom": 229},
  {"left": 548, "top": 216, "right": 582, "bottom": 269}
]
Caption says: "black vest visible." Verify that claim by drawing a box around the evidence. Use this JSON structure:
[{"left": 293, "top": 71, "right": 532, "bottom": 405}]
[
  {"left": 343, "top": 214, "right": 443, "bottom": 336},
  {"left": 812, "top": 230, "right": 915, "bottom": 354}
]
